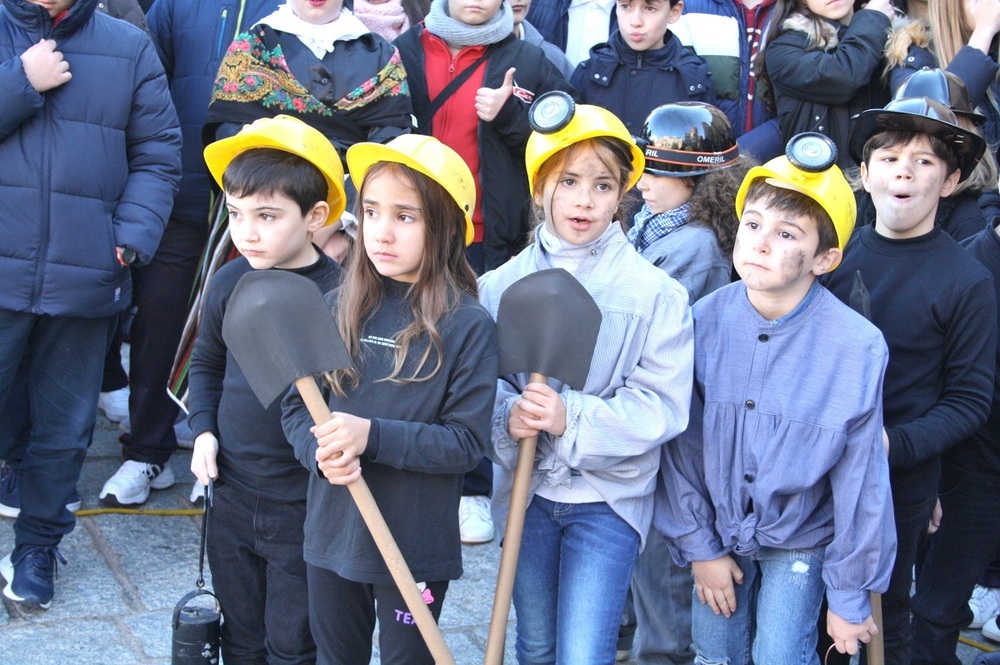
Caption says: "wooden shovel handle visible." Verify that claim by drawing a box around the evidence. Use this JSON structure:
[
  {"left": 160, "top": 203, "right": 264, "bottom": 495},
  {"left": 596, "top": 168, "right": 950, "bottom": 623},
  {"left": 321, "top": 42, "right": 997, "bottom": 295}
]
[
  {"left": 485, "top": 372, "right": 546, "bottom": 665},
  {"left": 295, "top": 375, "right": 455, "bottom": 665},
  {"left": 868, "top": 592, "right": 884, "bottom": 665}
]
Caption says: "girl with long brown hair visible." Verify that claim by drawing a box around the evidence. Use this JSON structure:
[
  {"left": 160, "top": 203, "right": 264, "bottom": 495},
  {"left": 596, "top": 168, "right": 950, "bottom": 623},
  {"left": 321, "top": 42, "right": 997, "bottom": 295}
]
[{"left": 281, "top": 134, "right": 498, "bottom": 664}]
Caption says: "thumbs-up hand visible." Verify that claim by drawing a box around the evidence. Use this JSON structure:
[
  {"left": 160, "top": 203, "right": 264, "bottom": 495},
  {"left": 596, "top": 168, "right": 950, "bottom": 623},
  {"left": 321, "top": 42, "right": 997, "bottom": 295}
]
[{"left": 475, "top": 67, "right": 516, "bottom": 122}]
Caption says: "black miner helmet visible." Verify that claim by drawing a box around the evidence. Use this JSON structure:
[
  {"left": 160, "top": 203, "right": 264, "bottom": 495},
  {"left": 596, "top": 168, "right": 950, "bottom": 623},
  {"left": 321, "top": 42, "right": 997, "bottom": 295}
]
[{"left": 638, "top": 102, "right": 740, "bottom": 177}]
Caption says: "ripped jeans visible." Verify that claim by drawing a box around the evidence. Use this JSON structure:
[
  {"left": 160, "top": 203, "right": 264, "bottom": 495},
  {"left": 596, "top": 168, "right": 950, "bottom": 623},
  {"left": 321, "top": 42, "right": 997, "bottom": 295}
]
[{"left": 691, "top": 547, "right": 825, "bottom": 665}]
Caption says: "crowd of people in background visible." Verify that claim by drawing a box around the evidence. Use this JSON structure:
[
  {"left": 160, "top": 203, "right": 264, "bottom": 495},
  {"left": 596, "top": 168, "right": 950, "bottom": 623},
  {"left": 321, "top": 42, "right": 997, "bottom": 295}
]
[{"left": 2, "top": 0, "right": 1000, "bottom": 663}]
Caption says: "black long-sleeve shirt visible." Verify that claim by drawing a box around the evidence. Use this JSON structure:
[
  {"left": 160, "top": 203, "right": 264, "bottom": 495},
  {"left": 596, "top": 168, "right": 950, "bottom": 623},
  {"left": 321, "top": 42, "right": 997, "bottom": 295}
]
[
  {"left": 281, "top": 278, "right": 499, "bottom": 584},
  {"left": 824, "top": 226, "right": 997, "bottom": 497},
  {"left": 954, "top": 220, "right": 1000, "bottom": 481},
  {"left": 188, "top": 252, "right": 343, "bottom": 502}
]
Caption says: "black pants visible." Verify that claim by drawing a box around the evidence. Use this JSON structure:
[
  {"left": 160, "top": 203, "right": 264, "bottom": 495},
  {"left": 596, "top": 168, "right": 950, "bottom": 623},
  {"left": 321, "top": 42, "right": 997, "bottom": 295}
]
[
  {"left": 125, "top": 221, "right": 206, "bottom": 465},
  {"left": 911, "top": 465, "right": 1000, "bottom": 665},
  {"left": 878, "top": 469, "right": 939, "bottom": 665},
  {"left": 206, "top": 482, "right": 315, "bottom": 665},
  {"left": 306, "top": 565, "right": 448, "bottom": 665}
]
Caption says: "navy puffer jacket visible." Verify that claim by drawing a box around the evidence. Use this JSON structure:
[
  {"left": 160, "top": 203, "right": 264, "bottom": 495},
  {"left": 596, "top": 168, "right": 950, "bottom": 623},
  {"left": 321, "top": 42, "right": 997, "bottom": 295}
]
[
  {"left": 147, "top": 0, "right": 280, "bottom": 227},
  {"left": 0, "top": 0, "right": 181, "bottom": 317}
]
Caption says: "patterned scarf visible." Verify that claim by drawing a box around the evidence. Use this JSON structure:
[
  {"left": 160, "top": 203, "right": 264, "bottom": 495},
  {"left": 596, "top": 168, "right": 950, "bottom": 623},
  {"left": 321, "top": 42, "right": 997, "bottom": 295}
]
[
  {"left": 628, "top": 203, "right": 691, "bottom": 253},
  {"left": 423, "top": 0, "right": 513, "bottom": 47}
]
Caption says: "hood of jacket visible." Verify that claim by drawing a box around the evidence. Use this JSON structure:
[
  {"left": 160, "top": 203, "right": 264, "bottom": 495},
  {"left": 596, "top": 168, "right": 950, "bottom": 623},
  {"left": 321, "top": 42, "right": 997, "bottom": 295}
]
[
  {"left": 885, "top": 16, "right": 930, "bottom": 71},
  {"left": 781, "top": 12, "right": 840, "bottom": 51}
]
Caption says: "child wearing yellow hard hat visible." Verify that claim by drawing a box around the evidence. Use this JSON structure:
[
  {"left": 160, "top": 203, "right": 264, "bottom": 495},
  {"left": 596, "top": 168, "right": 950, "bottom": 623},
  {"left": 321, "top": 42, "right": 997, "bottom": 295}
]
[
  {"left": 188, "top": 115, "right": 347, "bottom": 662},
  {"left": 280, "top": 133, "right": 499, "bottom": 663},
  {"left": 478, "top": 93, "right": 695, "bottom": 663},
  {"left": 657, "top": 132, "right": 897, "bottom": 662}
]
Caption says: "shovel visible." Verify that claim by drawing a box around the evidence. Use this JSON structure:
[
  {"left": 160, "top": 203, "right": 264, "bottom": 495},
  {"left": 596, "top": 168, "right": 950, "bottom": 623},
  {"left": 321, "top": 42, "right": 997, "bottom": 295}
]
[
  {"left": 845, "top": 270, "right": 883, "bottom": 665},
  {"left": 221, "top": 270, "right": 455, "bottom": 665},
  {"left": 484, "top": 269, "right": 602, "bottom": 665}
]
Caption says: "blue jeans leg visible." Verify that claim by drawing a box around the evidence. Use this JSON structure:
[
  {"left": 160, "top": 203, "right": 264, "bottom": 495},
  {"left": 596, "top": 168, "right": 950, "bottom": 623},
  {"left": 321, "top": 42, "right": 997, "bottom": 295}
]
[
  {"left": 692, "top": 549, "right": 824, "bottom": 665},
  {"left": 0, "top": 311, "right": 113, "bottom": 546},
  {"left": 512, "top": 496, "right": 640, "bottom": 665}
]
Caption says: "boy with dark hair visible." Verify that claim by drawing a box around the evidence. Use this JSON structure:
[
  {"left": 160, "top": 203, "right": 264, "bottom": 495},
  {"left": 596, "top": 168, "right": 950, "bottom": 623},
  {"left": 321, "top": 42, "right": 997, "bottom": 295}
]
[
  {"left": 0, "top": 0, "right": 180, "bottom": 609},
  {"left": 571, "top": 0, "right": 716, "bottom": 134},
  {"left": 822, "top": 96, "right": 998, "bottom": 665},
  {"left": 657, "top": 134, "right": 896, "bottom": 662},
  {"left": 189, "top": 115, "right": 346, "bottom": 663}
]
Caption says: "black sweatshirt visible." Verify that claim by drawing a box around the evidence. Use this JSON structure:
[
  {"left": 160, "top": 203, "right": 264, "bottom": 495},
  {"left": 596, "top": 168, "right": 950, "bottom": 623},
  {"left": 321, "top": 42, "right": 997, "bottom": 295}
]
[
  {"left": 281, "top": 278, "right": 499, "bottom": 584},
  {"left": 953, "top": 220, "right": 1000, "bottom": 482},
  {"left": 823, "top": 226, "right": 997, "bottom": 497},
  {"left": 188, "top": 252, "right": 343, "bottom": 502}
]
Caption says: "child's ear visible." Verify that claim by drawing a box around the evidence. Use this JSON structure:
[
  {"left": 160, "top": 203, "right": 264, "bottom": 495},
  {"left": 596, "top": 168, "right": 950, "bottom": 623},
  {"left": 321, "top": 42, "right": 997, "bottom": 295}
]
[
  {"left": 812, "top": 246, "right": 842, "bottom": 276},
  {"left": 859, "top": 162, "right": 872, "bottom": 193},
  {"left": 668, "top": 0, "right": 684, "bottom": 23},
  {"left": 307, "top": 201, "right": 331, "bottom": 233},
  {"left": 940, "top": 168, "right": 961, "bottom": 199}
]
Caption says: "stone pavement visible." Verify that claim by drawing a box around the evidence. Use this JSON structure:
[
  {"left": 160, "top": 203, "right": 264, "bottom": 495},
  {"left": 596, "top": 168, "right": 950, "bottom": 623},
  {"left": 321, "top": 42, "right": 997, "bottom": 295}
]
[{"left": 0, "top": 414, "right": 996, "bottom": 664}]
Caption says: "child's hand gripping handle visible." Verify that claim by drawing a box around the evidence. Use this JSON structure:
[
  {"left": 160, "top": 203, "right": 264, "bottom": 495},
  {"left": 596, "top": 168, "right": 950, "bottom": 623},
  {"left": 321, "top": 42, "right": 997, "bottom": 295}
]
[
  {"left": 294, "top": 375, "right": 455, "bottom": 665},
  {"left": 485, "top": 371, "right": 546, "bottom": 665}
]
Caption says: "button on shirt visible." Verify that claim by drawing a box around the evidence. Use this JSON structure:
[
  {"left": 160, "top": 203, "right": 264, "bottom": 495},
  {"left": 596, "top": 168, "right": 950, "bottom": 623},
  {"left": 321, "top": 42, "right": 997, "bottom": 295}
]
[
  {"left": 565, "top": 0, "right": 614, "bottom": 67},
  {"left": 655, "top": 280, "right": 897, "bottom": 623}
]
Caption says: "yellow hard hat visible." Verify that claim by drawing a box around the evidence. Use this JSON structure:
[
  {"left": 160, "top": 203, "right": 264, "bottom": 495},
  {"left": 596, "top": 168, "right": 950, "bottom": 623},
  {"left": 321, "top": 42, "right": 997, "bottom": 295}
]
[
  {"left": 346, "top": 134, "right": 476, "bottom": 246},
  {"left": 525, "top": 92, "right": 645, "bottom": 193},
  {"left": 735, "top": 133, "right": 856, "bottom": 271},
  {"left": 203, "top": 115, "right": 347, "bottom": 224}
]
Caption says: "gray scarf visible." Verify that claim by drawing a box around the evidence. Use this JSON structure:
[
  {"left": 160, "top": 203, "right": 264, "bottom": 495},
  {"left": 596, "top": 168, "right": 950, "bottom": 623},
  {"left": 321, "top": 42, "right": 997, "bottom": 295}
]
[{"left": 423, "top": 0, "right": 513, "bottom": 48}]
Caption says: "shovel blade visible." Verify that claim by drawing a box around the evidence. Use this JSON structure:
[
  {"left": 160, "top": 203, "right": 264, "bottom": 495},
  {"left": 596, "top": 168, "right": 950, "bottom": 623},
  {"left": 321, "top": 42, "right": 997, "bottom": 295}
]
[
  {"left": 496, "top": 268, "right": 601, "bottom": 389},
  {"left": 222, "top": 270, "right": 351, "bottom": 408}
]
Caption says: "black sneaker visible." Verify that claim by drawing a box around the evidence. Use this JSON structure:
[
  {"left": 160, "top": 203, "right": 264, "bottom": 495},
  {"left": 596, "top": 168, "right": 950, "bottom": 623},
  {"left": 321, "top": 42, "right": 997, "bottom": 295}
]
[
  {"left": 0, "top": 461, "right": 82, "bottom": 518},
  {"left": 1, "top": 545, "right": 67, "bottom": 609}
]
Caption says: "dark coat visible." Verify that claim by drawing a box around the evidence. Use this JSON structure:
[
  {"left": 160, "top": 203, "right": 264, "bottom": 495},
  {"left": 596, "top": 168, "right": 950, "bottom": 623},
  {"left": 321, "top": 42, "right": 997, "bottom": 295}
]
[
  {"left": 0, "top": 0, "right": 181, "bottom": 317},
  {"left": 571, "top": 30, "right": 716, "bottom": 135},
  {"left": 764, "top": 9, "right": 891, "bottom": 169},
  {"left": 147, "top": 0, "right": 280, "bottom": 227},
  {"left": 525, "top": 0, "right": 617, "bottom": 54},
  {"left": 395, "top": 25, "right": 574, "bottom": 270}
]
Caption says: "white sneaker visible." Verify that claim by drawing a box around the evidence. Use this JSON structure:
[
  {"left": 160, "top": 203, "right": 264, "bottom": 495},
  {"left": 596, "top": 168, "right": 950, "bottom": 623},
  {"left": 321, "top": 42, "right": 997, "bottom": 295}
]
[
  {"left": 459, "top": 495, "right": 495, "bottom": 544},
  {"left": 984, "top": 615, "right": 1000, "bottom": 643},
  {"left": 98, "top": 388, "right": 130, "bottom": 422},
  {"left": 118, "top": 416, "right": 131, "bottom": 434},
  {"left": 99, "top": 461, "right": 176, "bottom": 507},
  {"left": 969, "top": 585, "right": 1000, "bottom": 629},
  {"left": 189, "top": 481, "right": 205, "bottom": 505}
]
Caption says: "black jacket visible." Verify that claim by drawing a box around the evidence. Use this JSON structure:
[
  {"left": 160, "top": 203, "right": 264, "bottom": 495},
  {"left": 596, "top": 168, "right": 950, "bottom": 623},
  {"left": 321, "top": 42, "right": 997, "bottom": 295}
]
[
  {"left": 764, "top": 9, "right": 891, "bottom": 169},
  {"left": 571, "top": 30, "right": 716, "bottom": 135},
  {"left": 394, "top": 25, "right": 573, "bottom": 270}
]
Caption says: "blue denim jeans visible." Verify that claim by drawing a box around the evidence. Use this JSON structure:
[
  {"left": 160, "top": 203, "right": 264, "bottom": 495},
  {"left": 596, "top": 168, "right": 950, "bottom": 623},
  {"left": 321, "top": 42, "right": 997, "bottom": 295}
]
[
  {"left": 512, "top": 496, "right": 641, "bottom": 665},
  {"left": 692, "top": 548, "right": 825, "bottom": 665},
  {"left": 0, "top": 311, "right": 115, "bottom": 547}
]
